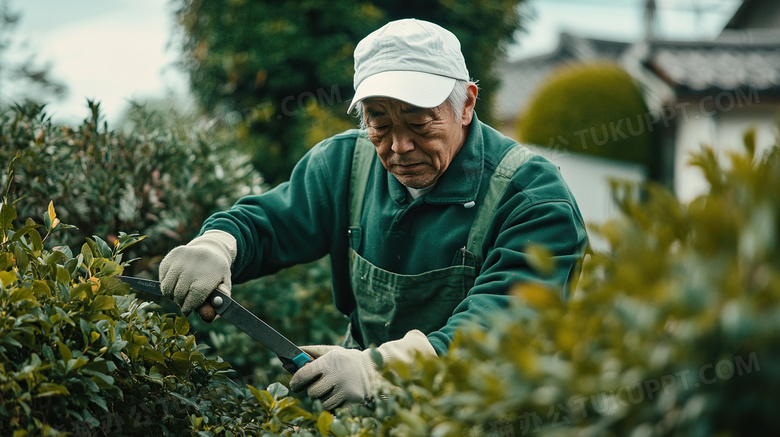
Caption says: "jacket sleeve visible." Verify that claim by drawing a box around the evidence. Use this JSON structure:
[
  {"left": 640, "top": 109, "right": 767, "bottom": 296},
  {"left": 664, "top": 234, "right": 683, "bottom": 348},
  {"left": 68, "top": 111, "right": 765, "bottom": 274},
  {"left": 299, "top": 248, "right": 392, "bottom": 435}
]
[
  {"left": 427, "top": 157, "right": 589, "bottom": 355},
  {"left": 199, "top": 133, "right": 355, "bottom": 284}
]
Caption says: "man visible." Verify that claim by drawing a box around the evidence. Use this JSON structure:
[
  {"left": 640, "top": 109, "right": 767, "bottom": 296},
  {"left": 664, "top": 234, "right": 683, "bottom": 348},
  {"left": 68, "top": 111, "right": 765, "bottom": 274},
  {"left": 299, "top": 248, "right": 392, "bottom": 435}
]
[{"left": 160, "top": 19, "right": 587, "bottom": 410}]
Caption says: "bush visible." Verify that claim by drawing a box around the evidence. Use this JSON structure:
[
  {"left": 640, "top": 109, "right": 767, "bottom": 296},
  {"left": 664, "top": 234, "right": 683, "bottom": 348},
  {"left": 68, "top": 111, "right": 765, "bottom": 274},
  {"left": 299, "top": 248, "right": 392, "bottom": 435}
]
[
  {"left": 0, "top": 101, "right": 263, "bottom": 277},
  {"left": 0, "top": 101, "right": 346, "bottom": 401},
  {"left": 343, "top": 129, "right": 780, "bottom": 436},
  {"left": 0, "top": 193, "right": 321, "bottom": 435},
  {"left": 518, "top": 62, "right": 653, "bottom": 169},
  {"left": 6, "top": 99, "right": 777, "bottom": 435}
]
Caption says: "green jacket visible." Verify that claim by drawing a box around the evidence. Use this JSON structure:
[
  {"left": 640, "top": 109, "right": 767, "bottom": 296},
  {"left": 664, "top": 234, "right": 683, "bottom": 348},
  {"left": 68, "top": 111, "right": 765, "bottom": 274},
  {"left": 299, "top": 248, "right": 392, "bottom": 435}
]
[{"left": 201, "top": 116, "right": 588, "bottom": 354}]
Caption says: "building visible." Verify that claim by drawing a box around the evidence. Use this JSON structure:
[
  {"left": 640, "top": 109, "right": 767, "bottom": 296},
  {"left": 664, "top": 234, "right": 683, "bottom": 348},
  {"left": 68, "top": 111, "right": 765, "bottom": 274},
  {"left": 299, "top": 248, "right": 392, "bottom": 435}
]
[{"left": 496, "top": 0, "right": 780, "bottom": 230}]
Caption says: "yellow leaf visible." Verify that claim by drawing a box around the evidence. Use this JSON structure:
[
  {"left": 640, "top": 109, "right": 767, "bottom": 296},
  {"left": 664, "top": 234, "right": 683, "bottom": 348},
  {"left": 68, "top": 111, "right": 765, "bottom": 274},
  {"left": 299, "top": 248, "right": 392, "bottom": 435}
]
[
  {"left": 511, "top": 282, "right": 563, "bottom": 311},
  {"left": 48, "top": 201, "right": 56, "bottom": 222},
  {"left": 526, "top": 243, "right": 555, "bottom": 276},
  {"left": 317, "top": 411, "right": 334, "bottom": 436},
  {"left": 0, "top": 270, "right": 17, "bottom": 287}
]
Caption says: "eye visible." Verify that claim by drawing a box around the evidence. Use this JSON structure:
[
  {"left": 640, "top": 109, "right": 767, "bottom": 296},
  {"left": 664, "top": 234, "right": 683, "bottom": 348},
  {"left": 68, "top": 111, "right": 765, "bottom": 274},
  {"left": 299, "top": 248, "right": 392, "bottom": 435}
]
[{"left": 409, "top": 121, "right": 431, "bottom": 132}]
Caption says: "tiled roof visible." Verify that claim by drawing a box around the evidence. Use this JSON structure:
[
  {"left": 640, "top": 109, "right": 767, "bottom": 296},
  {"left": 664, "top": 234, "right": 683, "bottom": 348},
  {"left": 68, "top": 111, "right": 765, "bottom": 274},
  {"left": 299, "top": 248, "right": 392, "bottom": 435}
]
[{"left": 645, "top": 35, "right": 780, "bottom": 93}]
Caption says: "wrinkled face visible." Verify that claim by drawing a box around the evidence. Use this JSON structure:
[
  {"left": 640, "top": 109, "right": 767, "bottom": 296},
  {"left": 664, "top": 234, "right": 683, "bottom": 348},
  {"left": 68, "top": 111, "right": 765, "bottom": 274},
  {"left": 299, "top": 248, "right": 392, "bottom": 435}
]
[{"left": 362, "top": 98, "right": 469, "bottom": 189}]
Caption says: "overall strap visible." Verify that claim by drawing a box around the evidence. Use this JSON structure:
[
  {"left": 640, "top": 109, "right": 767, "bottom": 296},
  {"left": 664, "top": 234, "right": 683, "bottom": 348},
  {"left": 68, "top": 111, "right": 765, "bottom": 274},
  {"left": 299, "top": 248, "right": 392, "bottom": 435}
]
[
  {"left": 466, "top": 143, "right": 536, "bottom": 269},
  {"left": 349, "top": 132, "right": 376, "bottom": 227}
]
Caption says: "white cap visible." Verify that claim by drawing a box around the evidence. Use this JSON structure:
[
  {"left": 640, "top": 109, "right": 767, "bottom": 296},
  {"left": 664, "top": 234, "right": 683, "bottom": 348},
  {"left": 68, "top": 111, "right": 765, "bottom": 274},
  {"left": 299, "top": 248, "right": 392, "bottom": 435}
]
[{"left": 347, "top": 19, "right": 470, "bottom": 114}]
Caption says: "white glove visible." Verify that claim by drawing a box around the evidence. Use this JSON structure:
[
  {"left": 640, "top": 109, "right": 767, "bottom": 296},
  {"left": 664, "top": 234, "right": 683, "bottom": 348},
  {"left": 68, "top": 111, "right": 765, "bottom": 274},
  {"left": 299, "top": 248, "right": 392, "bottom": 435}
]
[
  {"left": 289, "top": 330, "right": 437, "bottom": 410},
  {"left": 159, "top": 230, "right": 237, "bottom": 316}
]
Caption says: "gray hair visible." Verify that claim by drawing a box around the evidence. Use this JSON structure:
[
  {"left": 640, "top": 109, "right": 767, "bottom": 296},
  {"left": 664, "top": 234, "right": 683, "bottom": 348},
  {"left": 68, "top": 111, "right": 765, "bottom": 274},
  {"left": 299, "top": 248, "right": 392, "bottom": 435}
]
[{"left": 354, "top": 79, "right": 476, "bottom": 129}]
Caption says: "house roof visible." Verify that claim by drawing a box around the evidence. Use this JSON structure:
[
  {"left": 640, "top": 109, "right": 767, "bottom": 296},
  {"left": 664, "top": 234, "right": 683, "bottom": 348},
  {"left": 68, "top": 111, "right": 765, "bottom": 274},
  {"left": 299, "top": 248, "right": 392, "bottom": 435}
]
[
  {"left": 640, "top": 35, "right": 780, "bottom": 95},
  {"left": 724, "top": 0, "right": 780, "bottom": 30}
]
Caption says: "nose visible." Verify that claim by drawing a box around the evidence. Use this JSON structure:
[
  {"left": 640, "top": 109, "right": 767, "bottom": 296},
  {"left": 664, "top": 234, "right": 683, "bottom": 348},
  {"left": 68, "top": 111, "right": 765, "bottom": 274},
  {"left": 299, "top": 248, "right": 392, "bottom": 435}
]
[{"left": 391, "top": 129, "right": 415, "bottom": 154}]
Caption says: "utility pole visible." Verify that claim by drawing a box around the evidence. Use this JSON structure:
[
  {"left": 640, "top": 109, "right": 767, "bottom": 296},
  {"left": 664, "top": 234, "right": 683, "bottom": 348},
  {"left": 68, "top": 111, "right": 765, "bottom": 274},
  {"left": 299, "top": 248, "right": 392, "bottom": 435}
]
[{"left": 644, "top": 0, "right": 658, "bottom": 39}]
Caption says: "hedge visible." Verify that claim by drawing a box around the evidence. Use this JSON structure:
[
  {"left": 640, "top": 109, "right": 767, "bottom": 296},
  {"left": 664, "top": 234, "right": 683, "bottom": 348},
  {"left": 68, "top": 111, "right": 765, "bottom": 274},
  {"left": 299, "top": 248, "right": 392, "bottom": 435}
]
[{"left": 2, "top": 102, "right": 778, "bottom": 435}]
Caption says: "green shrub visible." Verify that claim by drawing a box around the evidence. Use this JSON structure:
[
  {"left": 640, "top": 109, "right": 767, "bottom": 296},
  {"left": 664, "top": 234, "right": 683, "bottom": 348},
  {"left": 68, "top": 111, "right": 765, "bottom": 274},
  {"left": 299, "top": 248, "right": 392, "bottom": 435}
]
[
  {"left": 0, "top": 101, "right": 346, "bottom": 401},
  {"left": 0, "top": 168, "right": 319, "bottom": 435},
  {"left": 518, "top": 62, "right": 653, "bottom": 169},
  {"left": 0, "top": 101, "right": 263, "bottom": 277},
  {"left": 345, "top": 130, "right": 780, "bottom": 436}
]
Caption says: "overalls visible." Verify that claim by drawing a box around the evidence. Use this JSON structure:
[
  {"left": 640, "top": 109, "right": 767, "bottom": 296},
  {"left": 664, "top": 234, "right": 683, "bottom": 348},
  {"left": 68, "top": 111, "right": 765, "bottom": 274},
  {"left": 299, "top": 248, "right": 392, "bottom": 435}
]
[{"left": 343, "top": 131, "right": 535, "bottom": 349}]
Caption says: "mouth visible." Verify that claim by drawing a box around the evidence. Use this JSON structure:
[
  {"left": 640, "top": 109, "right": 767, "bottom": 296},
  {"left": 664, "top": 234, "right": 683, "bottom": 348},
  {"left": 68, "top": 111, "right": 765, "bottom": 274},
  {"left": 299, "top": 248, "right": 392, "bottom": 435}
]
[{"left": 391, "top": 163, "right": 425, "bottom": 174}]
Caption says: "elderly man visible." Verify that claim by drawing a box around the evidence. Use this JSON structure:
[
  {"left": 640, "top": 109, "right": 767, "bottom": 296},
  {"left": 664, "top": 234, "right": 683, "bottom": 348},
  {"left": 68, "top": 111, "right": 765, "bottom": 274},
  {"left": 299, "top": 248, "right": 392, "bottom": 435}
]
[{"left": 160, "top": 19, "right": 587, "bottom": 410}]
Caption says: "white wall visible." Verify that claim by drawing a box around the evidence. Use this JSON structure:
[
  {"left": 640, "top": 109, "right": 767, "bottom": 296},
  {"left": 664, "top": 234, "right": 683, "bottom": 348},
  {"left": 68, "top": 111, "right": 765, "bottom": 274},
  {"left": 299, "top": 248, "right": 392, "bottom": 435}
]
[
  {"left": 527, "top": 147, "right": 647, "bottom": 251},
  {"left": 674, "top": 106, "right": 778, "bottom": 203}
]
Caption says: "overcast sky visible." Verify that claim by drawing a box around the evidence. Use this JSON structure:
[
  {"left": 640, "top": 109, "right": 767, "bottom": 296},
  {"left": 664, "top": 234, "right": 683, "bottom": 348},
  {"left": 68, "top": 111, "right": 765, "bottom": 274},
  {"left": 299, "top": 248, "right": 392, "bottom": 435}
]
[{"left": 6, "top": 0, "right": 742, "bottom": 125}]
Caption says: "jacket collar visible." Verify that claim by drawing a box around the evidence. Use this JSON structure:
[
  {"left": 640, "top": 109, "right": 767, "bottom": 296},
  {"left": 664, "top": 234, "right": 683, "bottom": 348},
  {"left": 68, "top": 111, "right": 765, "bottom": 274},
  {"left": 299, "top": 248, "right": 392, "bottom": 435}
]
[{"left": 387, "top": 113, "right": 485, "bottom": 205}]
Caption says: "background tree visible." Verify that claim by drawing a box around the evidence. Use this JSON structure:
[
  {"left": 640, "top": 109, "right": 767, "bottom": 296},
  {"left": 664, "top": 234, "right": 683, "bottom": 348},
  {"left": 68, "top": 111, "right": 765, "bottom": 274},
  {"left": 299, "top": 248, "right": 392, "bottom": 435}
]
[
  {"left": 174, "top": 0, "right": 526, "bottom": 185},
  {"left": 0, "top": 0, "right": 66, "bottom": 104}
]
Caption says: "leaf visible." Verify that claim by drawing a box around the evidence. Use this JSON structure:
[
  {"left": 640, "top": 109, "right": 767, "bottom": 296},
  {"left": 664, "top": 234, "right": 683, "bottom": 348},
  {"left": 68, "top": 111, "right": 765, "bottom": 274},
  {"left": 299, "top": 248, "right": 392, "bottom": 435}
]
[
  {"left": 58, "top": 341, "right": 73, "bottom": 361},
  {"left": 248, "top": 384, "right": 274, "bottom": 409},
  {"left": 0, "top": 202, "right": 17, "bottom": 236},
  {"left": 267, "top": 381, "right": 289, "bottom": 399},
  {"left": 525, "top": 243, "right": 555, "bottom": 276},
  {"left": 80, "top": 243, "right": 94, "bottom": 269},
  {"left": 317, "top": 411, "right": 334, "bottom": 436},
  {"left": 93, "top": 235, "right": 112, "bottom": 259},
  {"left": 175, "top": 316, "right": 190, "bottom": 336},
  {"left": 141, "top": 347, "right": 167, "bottom": 366},
  {"left": 48, "top": 200, "right": 56, "bottom": 223},
  {"left": 35, "top": 382, "right": 70, "bottom": 398},
  {"left": 0, "top": 270, "right": 17, "bottom": 287}
]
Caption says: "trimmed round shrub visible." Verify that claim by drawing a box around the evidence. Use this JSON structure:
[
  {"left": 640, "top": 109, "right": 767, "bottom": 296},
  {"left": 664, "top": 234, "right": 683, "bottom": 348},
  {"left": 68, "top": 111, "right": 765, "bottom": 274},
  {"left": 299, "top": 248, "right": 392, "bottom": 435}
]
[{"left": 518, "top": 62, "right": 653, "bottom": 166}]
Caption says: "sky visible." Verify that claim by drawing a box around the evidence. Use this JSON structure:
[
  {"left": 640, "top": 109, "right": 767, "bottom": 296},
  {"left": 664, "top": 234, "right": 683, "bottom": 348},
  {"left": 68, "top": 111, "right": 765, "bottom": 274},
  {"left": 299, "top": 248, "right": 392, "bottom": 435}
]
[{"left": 5, "top": 0, "right": 743, "bottom": 125}]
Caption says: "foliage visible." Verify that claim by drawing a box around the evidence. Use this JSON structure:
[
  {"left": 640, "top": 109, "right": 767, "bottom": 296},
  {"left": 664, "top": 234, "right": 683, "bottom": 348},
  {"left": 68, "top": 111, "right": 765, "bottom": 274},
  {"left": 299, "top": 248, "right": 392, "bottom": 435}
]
[
  {"left": 0, "top": 101, "right": 263, "bottom": 277},
  {"left": 0, "top": 101, "right": 346, "bottom": 402},
  {"left": 174, "top": 0, "right": 526, "bottom": 185},
  {"left": 339, "top": 130, "right": 779, "bottom": 436},
  {"left": 0, "top": 0, "right": 66, "bottom": 104},
  {"left": 0, "top": 189, "right": 321, "bottom": 435},
  {"left": 518, "top": 62, "right": 654, "bottom": 170}
]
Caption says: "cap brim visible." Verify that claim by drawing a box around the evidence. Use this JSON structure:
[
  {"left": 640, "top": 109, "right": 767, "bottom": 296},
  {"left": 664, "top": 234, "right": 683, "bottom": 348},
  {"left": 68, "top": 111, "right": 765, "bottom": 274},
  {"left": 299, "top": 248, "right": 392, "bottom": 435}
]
[{"left": 347, "top": 70, "right": 456, "bottom": 114}]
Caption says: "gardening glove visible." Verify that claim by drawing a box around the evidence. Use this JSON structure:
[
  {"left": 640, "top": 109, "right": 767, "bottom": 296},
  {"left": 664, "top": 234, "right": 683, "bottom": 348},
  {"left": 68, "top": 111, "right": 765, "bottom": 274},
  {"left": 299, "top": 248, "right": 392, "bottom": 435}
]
[
  {"left": 289, "top": 330, "right": 437, "bottom": 410},
  {"left": 159, "top": 230, "right": 237, "bottom": 316}
]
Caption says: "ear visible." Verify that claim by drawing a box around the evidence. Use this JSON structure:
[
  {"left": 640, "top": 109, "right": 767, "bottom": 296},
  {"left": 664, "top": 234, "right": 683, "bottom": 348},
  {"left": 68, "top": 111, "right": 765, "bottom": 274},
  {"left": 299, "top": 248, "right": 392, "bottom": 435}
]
[{"left": 460, "top": 83, "right": 479, "bottom": 126}]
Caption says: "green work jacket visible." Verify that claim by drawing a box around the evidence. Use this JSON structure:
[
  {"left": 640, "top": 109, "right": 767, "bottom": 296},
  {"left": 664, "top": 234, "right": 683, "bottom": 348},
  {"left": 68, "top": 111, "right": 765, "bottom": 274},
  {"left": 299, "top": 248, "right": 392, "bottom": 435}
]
[{"left": 201, "top": 115, "right": 588, "bottom": 355}]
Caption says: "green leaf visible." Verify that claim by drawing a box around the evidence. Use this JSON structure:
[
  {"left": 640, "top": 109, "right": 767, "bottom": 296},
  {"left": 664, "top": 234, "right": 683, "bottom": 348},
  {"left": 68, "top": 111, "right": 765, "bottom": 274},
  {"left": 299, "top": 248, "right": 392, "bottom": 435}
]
[
  {"left": 248, "top": 384, "right": 274, "bottom": 409},
  {"left": 175, "top": 316, "right": 189, "bottom": 336},
  {"left": 56, "top": 265, "right": 72, "bottom": 285},
  {"left": 90, "top": 295, "right": 116, "bottom": 311},
  {"left": 267, "top": 381, "right": 289, "bottom": 399},
  {"left": 58, "top": 341, "right": 73, "bottom": 361},
  {"left": 80, "top": 243, "right": 94, "bottom": 268},
  {"left": 141, "top": 347, "right": 167, "bottom": 366},
  {"left": 8, "top": 287, "right": 34, "bottom": 303},
  {"left": 93, "top": 235, "right": 112, "bottom": 258},
  {"left": 35, "top": 382, "right": 70, "bottom": 398},
  {"left": 0, "top": 202, "right": 17, "bottom": 235}
]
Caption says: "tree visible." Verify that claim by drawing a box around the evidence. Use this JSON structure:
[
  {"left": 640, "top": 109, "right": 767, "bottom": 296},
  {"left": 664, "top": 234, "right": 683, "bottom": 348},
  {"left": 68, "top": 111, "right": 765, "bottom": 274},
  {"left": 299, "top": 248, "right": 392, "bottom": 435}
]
[
  {"left": 0, "top": 0, "right": 66, "bottom": 104},
  {"left": 174, "top": 0, "right": 526, "bottom": 185}
]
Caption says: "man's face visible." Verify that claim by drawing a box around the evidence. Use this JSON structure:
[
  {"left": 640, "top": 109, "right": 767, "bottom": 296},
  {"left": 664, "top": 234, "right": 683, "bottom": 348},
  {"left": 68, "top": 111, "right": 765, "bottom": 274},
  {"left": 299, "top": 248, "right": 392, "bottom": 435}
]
[{"left": 362, "top": 96, "right": 472, "bottom": 189}]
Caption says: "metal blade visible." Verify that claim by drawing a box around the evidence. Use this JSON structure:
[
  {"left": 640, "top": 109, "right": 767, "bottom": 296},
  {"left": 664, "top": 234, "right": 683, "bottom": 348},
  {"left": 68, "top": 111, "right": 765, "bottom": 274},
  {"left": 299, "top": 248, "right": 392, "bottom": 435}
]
[
  {"left": 116, "top": 275, "right": 165, "bottom": 297},
  {"left": 206, "top": 289, "right": 310, "bottom": 365},
  {"left": 115, "top": 275, "right": 311, "bottom": 372}
]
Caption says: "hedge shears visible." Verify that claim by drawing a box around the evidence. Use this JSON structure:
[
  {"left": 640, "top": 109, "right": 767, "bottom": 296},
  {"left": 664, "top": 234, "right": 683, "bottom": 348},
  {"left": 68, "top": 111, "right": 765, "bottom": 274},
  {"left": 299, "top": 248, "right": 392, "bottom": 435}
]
[{"left": 115, "top": 275, "right": 312, "bottom": 373}]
